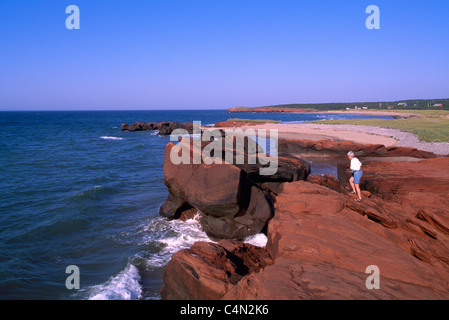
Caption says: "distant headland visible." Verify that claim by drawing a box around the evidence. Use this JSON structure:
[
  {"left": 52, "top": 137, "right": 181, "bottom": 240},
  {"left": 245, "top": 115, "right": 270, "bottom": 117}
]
[{"left": 227, "top": 98, "right": 449, "bottom": 113}]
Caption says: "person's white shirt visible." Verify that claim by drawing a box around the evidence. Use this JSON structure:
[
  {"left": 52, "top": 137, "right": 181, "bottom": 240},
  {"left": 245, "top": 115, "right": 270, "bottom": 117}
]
[{"left": 350, "top": 157, "right": 362, "bottom": 171}]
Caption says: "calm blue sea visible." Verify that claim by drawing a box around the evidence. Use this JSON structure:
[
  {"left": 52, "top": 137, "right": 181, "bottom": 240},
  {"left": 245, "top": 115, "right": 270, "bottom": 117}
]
[{"left": 0, "top": 110, "right": 392, "bottom": 299}]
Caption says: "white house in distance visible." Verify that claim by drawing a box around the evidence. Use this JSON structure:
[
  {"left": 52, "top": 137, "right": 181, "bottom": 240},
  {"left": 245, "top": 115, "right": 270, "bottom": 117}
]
[
  {"left": 345, "top": 106, "right": 369, "bottom": 110},
  {"left": 397, "top": 102, "right": 407, "bottom": 107}
]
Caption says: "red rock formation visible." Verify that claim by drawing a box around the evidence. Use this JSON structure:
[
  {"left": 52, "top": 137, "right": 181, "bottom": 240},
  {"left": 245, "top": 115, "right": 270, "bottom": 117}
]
[
  {"left": 160, "top": 138, "right": 310, "bottom": 239},
  {"left": 160, "top": 136, "right": 448, "bottom": 300},
  {"left": 279, "top": 139, "right": 436, "bottom": 159},
  {"left": 161, "top": 240, "right": 272, "bottom": 300},
  {"left": 162, "top": 156, "right": 449, "bottom": 300},
  {"left": 161, "top": 141, "right": 271, "bottom": 239},
  {"left": 223, "top": 176, "right": 449, "bottom": 299},
  {"left": 340, "top": 157, "right": 449, "bottom": 209}
]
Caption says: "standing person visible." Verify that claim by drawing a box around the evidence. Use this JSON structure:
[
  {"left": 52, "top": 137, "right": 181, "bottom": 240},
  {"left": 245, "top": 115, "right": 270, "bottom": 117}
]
[{"left": 347, "top": 151, "right": 363, "bottom": 202}]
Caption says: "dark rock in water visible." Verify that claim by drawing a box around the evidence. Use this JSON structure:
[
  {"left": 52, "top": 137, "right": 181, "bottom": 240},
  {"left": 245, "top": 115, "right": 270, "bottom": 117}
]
[
  {"left": 120, "top": 122, "right": 159, "bottom": 131},
  {"left": 121, "top": 122, "right": 194, "bottom": 135},
  {"left": 159, "top": 196, "right": 198, "bottom": 221}
]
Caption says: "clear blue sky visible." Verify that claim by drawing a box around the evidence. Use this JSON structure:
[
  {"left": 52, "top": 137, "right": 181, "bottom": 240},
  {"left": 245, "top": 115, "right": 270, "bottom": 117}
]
[{"left": 0, "top": 0, "right": 448, "bottom": 110}]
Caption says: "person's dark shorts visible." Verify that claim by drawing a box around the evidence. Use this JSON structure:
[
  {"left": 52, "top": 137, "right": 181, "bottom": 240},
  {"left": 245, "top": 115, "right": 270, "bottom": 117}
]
[{"left": 353, "top": 170, "right": 363, "bottom": 184}]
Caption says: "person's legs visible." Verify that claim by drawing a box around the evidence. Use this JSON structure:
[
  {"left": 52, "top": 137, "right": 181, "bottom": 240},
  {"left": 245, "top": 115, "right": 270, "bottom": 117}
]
[
  {"left": 353, "top": 171, "right": 363, "bottom": 200},
  {"left": 349, "top": 177, "right": 356, "bottom": 193},
  {"left": 355, "top": 183, "right": 362, "bottom": 200}
]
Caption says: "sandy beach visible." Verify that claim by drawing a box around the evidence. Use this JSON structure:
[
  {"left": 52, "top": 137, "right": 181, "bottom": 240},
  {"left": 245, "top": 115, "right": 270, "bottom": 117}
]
[
  {"left": 212, "top": 122, "right": 449, "bottom": 156},
  {"left": 321, "top": 110, "right": 420, "bottom": 119}
]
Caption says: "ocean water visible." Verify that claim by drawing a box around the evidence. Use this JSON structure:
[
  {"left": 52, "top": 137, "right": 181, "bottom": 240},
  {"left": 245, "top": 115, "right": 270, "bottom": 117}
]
[{"left": 0, "top": 110, "right": 392, "bottom": 300}]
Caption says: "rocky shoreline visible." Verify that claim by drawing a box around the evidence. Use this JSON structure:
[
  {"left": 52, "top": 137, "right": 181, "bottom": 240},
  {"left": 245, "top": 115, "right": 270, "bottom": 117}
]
[
  {"left": 155, "top": 124, "right": 449, "bottom": 300},
  {"left": 296, "top": 123, "right": 449, "bottom": 156}
]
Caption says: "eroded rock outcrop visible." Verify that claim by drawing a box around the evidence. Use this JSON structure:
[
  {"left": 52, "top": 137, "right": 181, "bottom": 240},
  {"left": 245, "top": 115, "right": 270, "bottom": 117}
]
[
  {"left": 223, "top": 173, "right": 449, "bottom": 299},
  {"left": 159, "top": 136, "right": 311, "bottom": 239},
  {"left": 160, "top": 135, "right": 449, "bottom": 300}
]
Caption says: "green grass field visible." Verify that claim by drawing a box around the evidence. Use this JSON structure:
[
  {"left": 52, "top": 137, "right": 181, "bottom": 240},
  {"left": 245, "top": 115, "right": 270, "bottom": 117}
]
[{"left": 314, "top": 110, "right": 449, "bottom": 143}]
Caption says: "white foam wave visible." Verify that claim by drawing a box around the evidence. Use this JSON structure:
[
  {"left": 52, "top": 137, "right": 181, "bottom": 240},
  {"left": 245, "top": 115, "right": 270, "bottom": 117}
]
[
  {"left": 243, "top": 233, "right": 268, "bottom": 247},
  {"left": 87, "top": 263, "right": 142, "bottom": 300},
  {"left": 100, "top": 136, "right": 124, "bottom": 140},
  {"left": 82, "top": 215, "right": 267, "bottom": 300},
  {"left": 140, "top": 215, "right": 268, "bottom": 269},
  {"left": 158, "top": 216, "right": 212, "bottom": 252},
  {"left": 141, "top": 214, "right": 213, "bottom": 268}
]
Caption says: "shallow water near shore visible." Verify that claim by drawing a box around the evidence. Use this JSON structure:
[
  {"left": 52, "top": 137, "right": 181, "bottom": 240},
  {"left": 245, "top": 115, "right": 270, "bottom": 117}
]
[{"left": 0, "top": 110, "right": 392, "bottom": 299}]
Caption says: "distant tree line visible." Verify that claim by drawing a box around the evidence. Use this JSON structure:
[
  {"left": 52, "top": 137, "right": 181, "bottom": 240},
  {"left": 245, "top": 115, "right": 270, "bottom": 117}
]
[{"left": 256, "top": 99, "right": 449, "bottom": 111}]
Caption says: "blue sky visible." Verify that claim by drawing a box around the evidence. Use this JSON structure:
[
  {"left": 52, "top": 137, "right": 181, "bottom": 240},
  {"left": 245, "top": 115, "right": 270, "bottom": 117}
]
[{"left": 0, "top": 0, "right": 448, "bottom": 110}]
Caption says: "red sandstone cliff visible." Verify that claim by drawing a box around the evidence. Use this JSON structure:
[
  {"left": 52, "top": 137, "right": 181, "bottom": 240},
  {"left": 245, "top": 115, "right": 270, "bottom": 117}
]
[{"left": 160, "top": 138, "right": 449, "bottom": 300}]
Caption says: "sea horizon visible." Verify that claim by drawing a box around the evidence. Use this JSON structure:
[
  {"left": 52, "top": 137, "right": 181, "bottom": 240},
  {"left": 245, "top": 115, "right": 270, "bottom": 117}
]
[{"left": 2, "top": 97, "right": 448, "bottom": 112}]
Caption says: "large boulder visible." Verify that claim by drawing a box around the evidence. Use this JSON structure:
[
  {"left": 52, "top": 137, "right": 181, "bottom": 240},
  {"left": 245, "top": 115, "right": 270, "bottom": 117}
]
[
  {"left": 161, "top": 141, "right": 272, "bottom": 239},
  {"left": 160, "top": 133, "right": 311, "bottom": 239}
]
